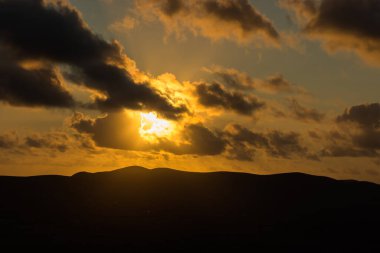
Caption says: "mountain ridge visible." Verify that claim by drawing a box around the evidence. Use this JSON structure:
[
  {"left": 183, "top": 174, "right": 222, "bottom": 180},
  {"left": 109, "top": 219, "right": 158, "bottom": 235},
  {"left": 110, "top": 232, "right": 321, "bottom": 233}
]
[
  {"left": 1, "top": 166, "right": 377, "bottom": 188},
  {"left": 17, "top": 165, "right": 375, "bottom": 187},
  {"left": 0, "top": 166, "right": 379, "bottom": 251}
]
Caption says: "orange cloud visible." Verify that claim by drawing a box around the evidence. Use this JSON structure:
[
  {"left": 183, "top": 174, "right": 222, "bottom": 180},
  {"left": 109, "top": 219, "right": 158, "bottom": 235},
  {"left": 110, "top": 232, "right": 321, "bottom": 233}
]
[{"left": 136, "top": 0, "right": 280, "bottom": 46}]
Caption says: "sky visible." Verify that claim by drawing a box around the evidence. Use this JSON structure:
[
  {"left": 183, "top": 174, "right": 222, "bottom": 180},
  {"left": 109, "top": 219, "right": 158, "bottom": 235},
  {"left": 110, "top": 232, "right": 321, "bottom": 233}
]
[{"left": 1, "top": 0, "right": 380, "bottom": 183}]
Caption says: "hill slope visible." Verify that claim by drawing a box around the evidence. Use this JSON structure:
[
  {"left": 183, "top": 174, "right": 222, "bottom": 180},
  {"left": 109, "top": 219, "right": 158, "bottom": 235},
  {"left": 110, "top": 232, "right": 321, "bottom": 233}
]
[{"left": 0, "top": 166, "right": 379, "bottom": 251}]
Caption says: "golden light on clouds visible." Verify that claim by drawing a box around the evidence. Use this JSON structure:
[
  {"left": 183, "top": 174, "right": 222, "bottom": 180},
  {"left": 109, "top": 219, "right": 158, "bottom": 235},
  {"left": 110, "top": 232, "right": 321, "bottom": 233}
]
[
  {"left": 139, "top": 112, "right": 174, "bottom": 142},
  {"left": 18, "top": 60, "right": 46, "bottom": 70}
]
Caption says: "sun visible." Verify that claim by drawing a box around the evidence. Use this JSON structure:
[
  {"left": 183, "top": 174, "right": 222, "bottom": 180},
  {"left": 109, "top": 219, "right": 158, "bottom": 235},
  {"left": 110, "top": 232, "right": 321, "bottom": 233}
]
[{"left": 139, "top": 112, "right": 174, "bottom": 141}]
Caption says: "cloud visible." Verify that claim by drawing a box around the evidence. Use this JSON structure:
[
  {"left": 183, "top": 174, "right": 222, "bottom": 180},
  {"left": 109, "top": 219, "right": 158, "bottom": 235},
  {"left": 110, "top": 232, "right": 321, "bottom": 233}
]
[
  {"left": 203, "top": 67, "right": 319, "bottom": 121},
  {"left": 0, "top": 0, "right": 187, "bottom": 119},
  {"left": 264, "top": 74, "right": 296, "bottom": 93},
  {"left": 0, "top": 0, "right": 119, "bottom": 66},
  {"left": 25, "top": 134, "right": 68, "bottom": 152},
  {"left": 71, "top": 111, "right": 227, "bottom": 156},
  {"left": 318, "top": 103, "right": 380, "bottom": 158},
  {"left": 224, "top": 124, "right": 269, "bottom": 147},
  {"left": 223, "top": 124, "right": 269, "bottom": 160},
  {"left": 137, "top": 0, "right": 280, "bottom": 45},
  {"left": 0, "top": 48, "right": 75, "bottom": 108},
  {"left": 267, "top": 130, "right": 308, "bottom": 158},
  {"left": 337, "top": 103, "right": 380, "bottom": 129},
  {"left": 351, "top": 130, "right": 380, "bottom": 151},
  {"left": 223, "top": 124, "right": 310, "bottom": 161},
  {"left": 279, "top": 0, "right": 317, "bottom": 22},
  {"left": 0, "top": 133, "right": 19, "bottom": 149},
  {"left": 195, "top": 82, "right": 265, "bottom": 116},
  {"left": 71, "top": 111, "right": 318, "bottom": 161},
  {"left": 109, "top": 16, "right": 138, "bottom": 32},
  {"left": 336, "top": 103, "right": 380, "bottom": 150},
  {"left": 205, "top": 66, "right": 303, "bottom": 94},
  {"left": 318, "top": 129, "right": 379, "bottom": 158},
  {"left": 204, "top": 66, "right": 255, "bottom": 91},
  {"left": 288, "top": 98, "right": 325, "bottom": 122},
  {"left": 71, "top": 111, "right": 144, "bottom": 151},
  {"left": 320, "top": 146, "right": 378, "bottom": 158},
  {"left": 281, "top": 0, "right": 380, "bottom": 66},
  {"left": 0, "top": 130, "right": 95, "bottom": 155},
  {"left": 181, "top": 123, "right": 226, "bottom": 155},
  {"left": 159, "top": 123, "right": 227, "bottom": 155}
]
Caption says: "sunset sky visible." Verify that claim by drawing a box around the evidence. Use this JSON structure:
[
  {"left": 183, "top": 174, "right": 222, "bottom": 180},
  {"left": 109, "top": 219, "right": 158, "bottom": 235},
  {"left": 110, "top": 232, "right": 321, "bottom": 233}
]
[{"left": 1, "top": 0, "right": 380, "bottom": 183}]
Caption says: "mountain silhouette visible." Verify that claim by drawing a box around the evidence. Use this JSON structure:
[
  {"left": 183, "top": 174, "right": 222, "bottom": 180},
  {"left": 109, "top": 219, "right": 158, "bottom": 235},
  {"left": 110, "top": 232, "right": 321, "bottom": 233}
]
[{"left": 0, "top": 166, "right": 379, "bottom": 251}]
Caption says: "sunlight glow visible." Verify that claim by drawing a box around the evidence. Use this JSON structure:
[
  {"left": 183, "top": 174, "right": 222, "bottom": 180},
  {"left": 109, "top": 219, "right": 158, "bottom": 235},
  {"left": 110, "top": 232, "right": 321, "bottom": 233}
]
[{"left": 139, "top": 112, "right": 174, "bottom": 141}]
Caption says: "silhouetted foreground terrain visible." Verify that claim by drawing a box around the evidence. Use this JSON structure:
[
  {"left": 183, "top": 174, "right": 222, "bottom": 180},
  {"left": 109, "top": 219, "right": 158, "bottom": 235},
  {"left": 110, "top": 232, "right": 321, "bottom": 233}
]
[{"left": 0, "top": 167, "right": 380, "bottom": 251}]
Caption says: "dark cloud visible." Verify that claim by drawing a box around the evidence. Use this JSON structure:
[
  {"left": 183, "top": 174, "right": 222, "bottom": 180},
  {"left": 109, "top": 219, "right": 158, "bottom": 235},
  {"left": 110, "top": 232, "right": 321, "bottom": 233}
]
[
  {"left": 223, "top": 124, "right": 310, "bottom": 161},
  {"left": 318, "top": 131, "right": 379, "bottom": 158},
  {"left": 223, "top": 124, "right": 269, "bottom": 161},
  {"left": 181, "top": 123, "right": 226, "bottom": 155},
  {"left": 328, "top": 130, "right": 346, "bottom": 142},
  {"left": 265, "top": 74, "right": 294, "bottom": 93},
  {"left": 161, "top": 0, "right": 184, "bottom": 16},
  {"left": 206, "top": 67, "right": 301, "bottom": 94},
  {"left": 0, "top": 0, "right": 119, "bottom": 64},
  {"left": 225, "top": 124, "right": 269, "bottom": 148},
  {"left": 281, "top": 0, "right": 380, "bottom": 66},
  {"left": 25, "top": 134, "right": 68, "bottom": 152},
  {"left": 70, "top": 117, "right": 95, "bottom": 135},
  {"left": 336, "top": 103, "right": 380, "bottom": 150},
  {"left": 267, "top": 131, "right": 308, "bottom": 158},
  {"left": 337, "top": 103, "right": 380, "bottom": 129},
  {"left": 139, "top": 0, "right": 280, "bottom": 45},
  {"left": 304, "top": 0, "right": 380, "bottom": 39},
  {"left": 0, "top": 48, "right": 75, "bottom": 108},
  {"left": 288, "top": 99, "right": 325, "bottom": 122},
  {"left": 0, "top": 133, "right": 19, "bottom": 149},
  {"left": 76, "top": 63, "right": 188, "bottom": 119},
  {"left": 320, "top": 146, "right": 377, "bottom": 158},
  {"left": 207, "top": 67, "right": 255, "bottom": 91},
  {"left": 352, "top": 130, "right": 380, "bottom": 151},
  {"left": 0, "top": 130, "right": 92, "bottom": 154},
  {"left": 202, "top": 0, "right": 279, "bottom": 39},
  {"left": 71, "top": 112, "right": 143, "bottom": 151},
  {"left": 160, "top": 123, "right": 227, "bottom": 156},
  {"left": 196, "top": 82, "right": 265, "bottom": 115},
  {"left": 0, "top": 0, "right": 187, "bottom": 119},
  {"left": 318, "top": 103, "right": 380, "bottom": 158}
]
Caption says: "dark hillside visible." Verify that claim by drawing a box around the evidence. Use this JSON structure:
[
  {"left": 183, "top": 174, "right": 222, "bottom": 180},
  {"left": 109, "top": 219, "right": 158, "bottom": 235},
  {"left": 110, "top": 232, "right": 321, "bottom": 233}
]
[{"left": 0, "top": 166, "right": 379, "bottom": 252}]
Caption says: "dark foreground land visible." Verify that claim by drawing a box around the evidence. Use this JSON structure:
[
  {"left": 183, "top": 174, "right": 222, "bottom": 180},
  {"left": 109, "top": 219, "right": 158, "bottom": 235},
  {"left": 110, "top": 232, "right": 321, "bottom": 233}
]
[{"left": 0, "top": 166, "right": 379, "bottom": 251}]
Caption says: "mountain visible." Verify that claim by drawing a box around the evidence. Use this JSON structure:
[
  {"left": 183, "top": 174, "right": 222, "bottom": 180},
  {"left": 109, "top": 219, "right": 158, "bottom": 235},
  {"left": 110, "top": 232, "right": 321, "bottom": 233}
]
[{"left": 0, "top": 166, "right": 379, "bottom": 251}]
